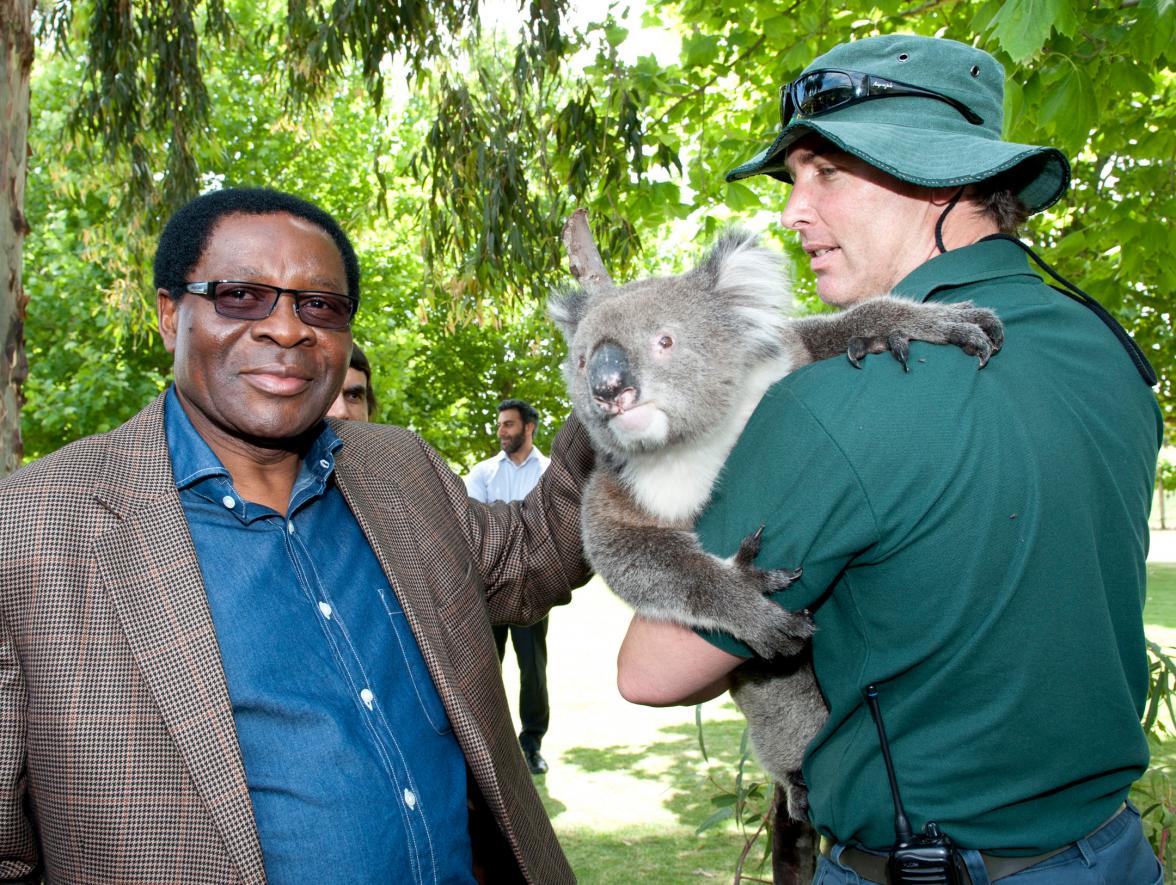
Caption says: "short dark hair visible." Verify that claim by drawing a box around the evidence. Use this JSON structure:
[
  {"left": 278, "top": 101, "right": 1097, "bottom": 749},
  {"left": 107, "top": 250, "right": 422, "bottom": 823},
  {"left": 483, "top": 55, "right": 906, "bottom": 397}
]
[
  {"left": 152, "top": 187, "right": 361, "bottom": 300},
  {"left": 498, "top": 398, "right": 538, "bottom": 427},
  {"left": 350, "top": 344, "right": 377, "bottom": 417},
  {"left": 969, "top": 179, "right": 1031, "bottom": 235}
]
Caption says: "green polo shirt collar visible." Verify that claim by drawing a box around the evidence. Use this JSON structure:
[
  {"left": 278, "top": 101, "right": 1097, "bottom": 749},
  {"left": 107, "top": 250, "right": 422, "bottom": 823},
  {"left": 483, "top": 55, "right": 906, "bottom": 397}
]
[{"left": 894, "top": 237, "right": 1041, "bottom": 303}]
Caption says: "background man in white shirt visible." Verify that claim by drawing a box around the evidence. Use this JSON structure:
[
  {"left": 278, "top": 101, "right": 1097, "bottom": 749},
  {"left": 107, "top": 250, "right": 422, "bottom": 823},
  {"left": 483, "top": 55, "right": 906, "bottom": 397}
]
[{"left": 465, "top": 399, "right": 553, "bottom": 774}]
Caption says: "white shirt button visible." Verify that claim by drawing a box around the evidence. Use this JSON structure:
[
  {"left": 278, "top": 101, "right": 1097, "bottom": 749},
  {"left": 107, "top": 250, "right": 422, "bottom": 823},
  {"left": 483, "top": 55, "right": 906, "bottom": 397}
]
[
  {"left": 318, "top": 601, "right": 332, "bottom": 619},
  {"left": 319, "top": 459, "right": 330, "bottom": 469},
  {"left": 360, "top": 688, "right": 374, "bottom": 710},
  {"left": 221, "top": 495, "right": 235, "bottom": 510},
  {"left": 404, "top": 788, "right": 416, "bottom": 809},
  {"left": 287, "top": 520, "right": 295, "bottom": 534}
]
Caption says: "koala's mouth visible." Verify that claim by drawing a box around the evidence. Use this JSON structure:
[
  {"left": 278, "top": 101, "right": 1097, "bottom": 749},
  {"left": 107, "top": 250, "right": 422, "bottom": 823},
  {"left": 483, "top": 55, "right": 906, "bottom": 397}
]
[
  {"left": 592, "top": 387, "right": 638, "bottom": 416},
  {"left": 606, "top": 400, "right": 659, "bottom": 435}
]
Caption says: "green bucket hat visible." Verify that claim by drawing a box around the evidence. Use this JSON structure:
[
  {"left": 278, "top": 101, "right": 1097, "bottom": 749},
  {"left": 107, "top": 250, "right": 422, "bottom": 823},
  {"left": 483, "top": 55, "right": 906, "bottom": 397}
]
[{"left": 726, "top": 34, "right": 1070, "bottom": 214}]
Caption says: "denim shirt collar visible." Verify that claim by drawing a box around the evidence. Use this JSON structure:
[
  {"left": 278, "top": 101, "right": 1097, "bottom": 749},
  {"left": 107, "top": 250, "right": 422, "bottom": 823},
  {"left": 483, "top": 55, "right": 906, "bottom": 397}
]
[{"left": 164, "top": 386, "right": 343, "bottom": 522}]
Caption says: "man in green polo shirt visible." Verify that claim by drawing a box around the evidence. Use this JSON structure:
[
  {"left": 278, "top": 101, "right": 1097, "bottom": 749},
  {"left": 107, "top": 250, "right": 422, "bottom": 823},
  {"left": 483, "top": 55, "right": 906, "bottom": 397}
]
[{"left": 616, "top": 34, "right": 1163, "bottom": 884}]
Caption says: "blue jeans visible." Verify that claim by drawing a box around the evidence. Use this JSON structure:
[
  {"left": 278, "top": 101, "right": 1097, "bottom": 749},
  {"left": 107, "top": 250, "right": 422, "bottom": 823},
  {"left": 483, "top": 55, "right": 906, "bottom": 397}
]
[{"left": 814, "top": 804, "right": 1163, "bottom": 884}]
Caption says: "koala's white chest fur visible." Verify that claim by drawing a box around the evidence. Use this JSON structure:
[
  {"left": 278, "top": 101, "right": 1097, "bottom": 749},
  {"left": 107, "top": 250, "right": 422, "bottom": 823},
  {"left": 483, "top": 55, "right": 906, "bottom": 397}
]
[{"left": 620, "top": 355, "right": 794, "bottom": 524}]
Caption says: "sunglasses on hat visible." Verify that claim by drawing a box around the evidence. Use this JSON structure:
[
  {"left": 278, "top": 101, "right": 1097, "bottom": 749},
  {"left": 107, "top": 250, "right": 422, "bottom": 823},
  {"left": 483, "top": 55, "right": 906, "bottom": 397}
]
[{"left": 779, "top": 69, "right": 983, "bottom": 126}]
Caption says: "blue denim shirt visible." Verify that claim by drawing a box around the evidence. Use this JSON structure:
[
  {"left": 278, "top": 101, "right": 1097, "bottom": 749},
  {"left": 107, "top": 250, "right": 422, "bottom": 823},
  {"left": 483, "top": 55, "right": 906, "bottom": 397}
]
[{"left": 164, "top": 388, "right": 474, "bottom": 884}]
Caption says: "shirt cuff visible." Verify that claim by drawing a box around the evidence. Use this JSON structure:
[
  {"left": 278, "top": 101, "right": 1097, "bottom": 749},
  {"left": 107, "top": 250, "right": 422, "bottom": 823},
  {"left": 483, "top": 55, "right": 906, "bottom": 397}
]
[{"left": 695, "top": 626, "right": 754, "bottom": 658}]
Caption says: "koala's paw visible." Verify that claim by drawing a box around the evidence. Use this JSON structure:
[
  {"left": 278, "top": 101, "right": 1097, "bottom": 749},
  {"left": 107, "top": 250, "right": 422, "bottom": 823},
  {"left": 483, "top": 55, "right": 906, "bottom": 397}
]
[
  {"left": 739, "top": 605, "right": 815, "bottom": 659},
  {"left": 728, "top": 526, "right": 811, "bottom": 658},
  {"left": 734, "top": 526, "right": 803, "bottom": 590},
  {"left": 847, "top": 300, "right": 1004, "bottom": 370},
  {"left": 927, "top": 301, "right": 1004, "bottom": 368}
]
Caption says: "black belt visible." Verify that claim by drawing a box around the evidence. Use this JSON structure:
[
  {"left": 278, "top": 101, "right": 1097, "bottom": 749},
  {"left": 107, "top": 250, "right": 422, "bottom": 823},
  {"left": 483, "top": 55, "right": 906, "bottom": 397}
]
[{"left": 820, "top": 803, "right": 1127, "bottom": 884}]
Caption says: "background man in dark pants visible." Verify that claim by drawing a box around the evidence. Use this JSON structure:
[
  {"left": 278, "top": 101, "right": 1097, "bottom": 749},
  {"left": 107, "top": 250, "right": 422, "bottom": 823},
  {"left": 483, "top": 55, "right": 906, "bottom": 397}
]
[{"left": 465, "top": 399, "right": 552, "bottom": 775}]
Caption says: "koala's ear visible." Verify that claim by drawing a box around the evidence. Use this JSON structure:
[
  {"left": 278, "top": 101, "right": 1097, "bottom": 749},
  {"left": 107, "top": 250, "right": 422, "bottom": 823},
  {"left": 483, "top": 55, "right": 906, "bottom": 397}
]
[
  {"left": 547, "top": 285, "right": 589, "bottom": 341},
  {"left": 701, "top": 227, "right": 790, "bottom": 310},
  {"left": 699, "top": 228, "right": 761, "bottom": 285}
]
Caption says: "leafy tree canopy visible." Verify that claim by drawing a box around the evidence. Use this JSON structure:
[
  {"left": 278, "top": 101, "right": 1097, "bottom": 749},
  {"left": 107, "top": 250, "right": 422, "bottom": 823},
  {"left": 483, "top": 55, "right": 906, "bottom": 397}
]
[{"left": 21, "top": 0, "right": 1175, "bottom": 467}]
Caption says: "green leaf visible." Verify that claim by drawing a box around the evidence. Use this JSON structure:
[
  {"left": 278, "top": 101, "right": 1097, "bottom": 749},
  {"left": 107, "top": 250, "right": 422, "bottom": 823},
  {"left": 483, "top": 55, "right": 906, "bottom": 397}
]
[
  {"left": 987, "top": 0, "right": 1079, "bottom": 62},
  {"left": 695, "top": 805, "right": 735, "bottom": 834},
  {"left": 695, "top": 703, "right": 709, "bottom": 762},
  {"left": 1039, "top": 63, "right": 1097, "bottom": 152},
  {"left": 725, "top": 181, "right": 763, "bottom": 211},
  {"left": 681, "top": 33, "right": 720, "bottom": 68},
  {"left": 1132, "top": 0, "right": 1176, "bottom": 64}
]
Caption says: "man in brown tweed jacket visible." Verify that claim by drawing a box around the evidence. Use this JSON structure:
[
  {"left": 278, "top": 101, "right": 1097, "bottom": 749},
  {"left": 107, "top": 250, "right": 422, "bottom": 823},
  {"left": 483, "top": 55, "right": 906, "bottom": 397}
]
[{"left": 0, "top": 188, "right": 593, "bottom": 883}]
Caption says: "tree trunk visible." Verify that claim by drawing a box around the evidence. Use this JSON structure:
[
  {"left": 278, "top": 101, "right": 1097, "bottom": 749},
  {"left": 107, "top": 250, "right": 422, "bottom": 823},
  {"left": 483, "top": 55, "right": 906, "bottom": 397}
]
[{"left": 0, "top": 0, "right": 32, "bottom": 476}]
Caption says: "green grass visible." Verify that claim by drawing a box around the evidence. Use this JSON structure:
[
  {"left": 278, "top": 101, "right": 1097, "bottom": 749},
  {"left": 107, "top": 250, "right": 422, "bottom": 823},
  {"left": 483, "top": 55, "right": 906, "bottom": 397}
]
[
  {"left": 555, "top": 827, "right": 769, "bottom": 885},
  {"left": 1147, "top": 564, "right": 1176, "bottom": 629},
  {"left": 537, "top": 712, "right": 777, "bottom": 884}
]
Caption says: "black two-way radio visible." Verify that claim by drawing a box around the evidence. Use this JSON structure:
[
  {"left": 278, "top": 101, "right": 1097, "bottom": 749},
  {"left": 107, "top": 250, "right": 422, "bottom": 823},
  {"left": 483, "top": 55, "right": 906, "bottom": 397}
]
[{"left": 863, "top": 685, "right": 969, "bottom": 885}]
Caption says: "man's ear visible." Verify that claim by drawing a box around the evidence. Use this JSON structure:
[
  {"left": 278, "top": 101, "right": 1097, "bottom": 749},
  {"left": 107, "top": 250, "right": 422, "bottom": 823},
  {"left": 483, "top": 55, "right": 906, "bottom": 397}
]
[
  {"left": 928, "top": 185, "right": 969, "bottom": 207},
  {"left": 156, "top": 289, "right": 180, "bottom": 354}
]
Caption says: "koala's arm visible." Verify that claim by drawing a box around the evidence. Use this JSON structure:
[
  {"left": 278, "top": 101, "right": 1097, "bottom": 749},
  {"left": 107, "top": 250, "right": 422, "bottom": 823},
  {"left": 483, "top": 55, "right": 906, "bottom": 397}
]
[
  {"left": 583, "top": 466, "right": 812, "bottom": 659},
  {"left": 788, "top": 297, "right": 1004, "bottom": 370}
]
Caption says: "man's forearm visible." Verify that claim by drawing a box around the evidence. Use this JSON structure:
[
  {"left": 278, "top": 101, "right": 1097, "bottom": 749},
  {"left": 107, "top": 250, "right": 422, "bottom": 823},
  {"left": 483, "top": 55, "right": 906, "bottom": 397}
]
[{"left": 616, "top": 614, "right": 746, "bottom": 706}]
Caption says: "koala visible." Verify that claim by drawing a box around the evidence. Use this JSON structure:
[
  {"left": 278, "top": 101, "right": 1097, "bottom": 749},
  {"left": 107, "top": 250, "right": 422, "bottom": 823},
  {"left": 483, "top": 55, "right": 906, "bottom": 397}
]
[{"left": 548, "top": 211, "right": 1003, "bottom": 820}]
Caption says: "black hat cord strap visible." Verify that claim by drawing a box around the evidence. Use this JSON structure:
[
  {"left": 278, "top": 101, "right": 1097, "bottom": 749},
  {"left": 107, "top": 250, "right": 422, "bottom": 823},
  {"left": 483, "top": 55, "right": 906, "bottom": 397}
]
[
  {"left": 979, "top": 233, "right": 1157, "bottom": 387},
  {"left": 934, "top": 188, "right": 967, "bottom": 254}
]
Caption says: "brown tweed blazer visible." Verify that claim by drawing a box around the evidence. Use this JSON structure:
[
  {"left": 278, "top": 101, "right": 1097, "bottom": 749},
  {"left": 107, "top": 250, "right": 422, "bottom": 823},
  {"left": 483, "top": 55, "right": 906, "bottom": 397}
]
[{"left": 0, "top": 393, "right": 594, "bottom": 884}]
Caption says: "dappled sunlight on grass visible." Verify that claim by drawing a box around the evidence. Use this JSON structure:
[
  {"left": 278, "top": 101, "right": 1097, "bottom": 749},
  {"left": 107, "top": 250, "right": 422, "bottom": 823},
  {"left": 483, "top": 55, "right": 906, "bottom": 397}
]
[
  {"left": 548, "top": 709, "right": 771, "bottom": 834},
  {"left": 495, "top": 582, "right": 778, "bottom": 879}
]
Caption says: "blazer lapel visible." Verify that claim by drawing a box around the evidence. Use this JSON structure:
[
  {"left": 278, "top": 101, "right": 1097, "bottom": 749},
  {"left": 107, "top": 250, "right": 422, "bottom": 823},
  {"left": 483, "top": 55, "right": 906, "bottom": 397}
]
[
  {"left": 334, "top": 457, "right": 461, "bottom": 687},
  {"left": 92, "top": 396, "right": 265, "bottom": 883},
  {"left": 332, "top": 449, "right": 491, "bottom": 730}
]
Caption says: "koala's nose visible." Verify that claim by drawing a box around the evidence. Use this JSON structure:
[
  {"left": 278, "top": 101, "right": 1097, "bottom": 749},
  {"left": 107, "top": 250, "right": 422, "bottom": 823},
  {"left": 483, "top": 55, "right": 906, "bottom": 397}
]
[{"left": 587, "top": 341, "right": 636, "bottom": 404}]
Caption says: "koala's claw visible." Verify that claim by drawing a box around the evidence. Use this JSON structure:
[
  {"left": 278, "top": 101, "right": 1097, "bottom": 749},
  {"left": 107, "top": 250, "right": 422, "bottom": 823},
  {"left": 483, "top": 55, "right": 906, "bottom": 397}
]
[
  {"left": 743, "top": 605, "right": 815, "bottom": 659},
  {"left": 735, "top": 528, "right": 803, "bottom": 593},
  {"left": 846, "top": 334, "right": 910, "bottom": 371},
  {"left": 763, "top": 565, "right": 803, "bottom": 593},
  {"left": 847, "top": 338, "right": 866, "bottom": 369},
  {"left": 938, "top": 301, "right": 1003, "bottom": 369},
  {"left": 888, "top": 334, "right": 910, "bottom": 372},
  {"left": 736, "top": 525, "right": 766, "bottom": 565}
]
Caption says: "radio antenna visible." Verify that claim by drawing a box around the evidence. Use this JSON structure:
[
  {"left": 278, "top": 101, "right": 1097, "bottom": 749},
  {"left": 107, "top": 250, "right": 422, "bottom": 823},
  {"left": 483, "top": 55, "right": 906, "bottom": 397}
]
[{"left": 865, "top": 684, "right": 913, "bottom": 843}]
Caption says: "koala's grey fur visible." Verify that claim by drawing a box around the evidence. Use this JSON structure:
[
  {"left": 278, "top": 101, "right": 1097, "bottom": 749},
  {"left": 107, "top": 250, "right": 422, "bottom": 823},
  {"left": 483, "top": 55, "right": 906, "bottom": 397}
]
[{"left": 548, "top": 228, "right": 1002, "bottom": 820}]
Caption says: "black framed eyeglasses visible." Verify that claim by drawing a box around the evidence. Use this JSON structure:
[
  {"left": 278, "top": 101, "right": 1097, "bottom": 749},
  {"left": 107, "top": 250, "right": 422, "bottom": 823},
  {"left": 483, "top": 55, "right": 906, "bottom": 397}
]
[
  {"left": 780, "top": 69, "right": 983, "bottom": 126},
  {"left": 178, "top": 281, "right": 358, "bottom": 330}
]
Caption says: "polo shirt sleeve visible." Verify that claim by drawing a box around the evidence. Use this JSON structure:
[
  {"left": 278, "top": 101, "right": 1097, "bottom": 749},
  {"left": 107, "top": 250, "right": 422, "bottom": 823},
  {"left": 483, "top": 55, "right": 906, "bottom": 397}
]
[{"left": 693, "top": 380, "right": 878, "bottom": 657}]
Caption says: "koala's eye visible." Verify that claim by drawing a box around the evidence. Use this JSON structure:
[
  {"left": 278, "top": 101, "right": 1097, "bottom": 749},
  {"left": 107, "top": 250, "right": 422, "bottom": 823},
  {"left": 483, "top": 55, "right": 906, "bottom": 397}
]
[
  {"left": 657, "top": 335, "right": 674, "bottom": 350},
  {"left": 577, "top": 353, "right": 586, "bottom": 370}
]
